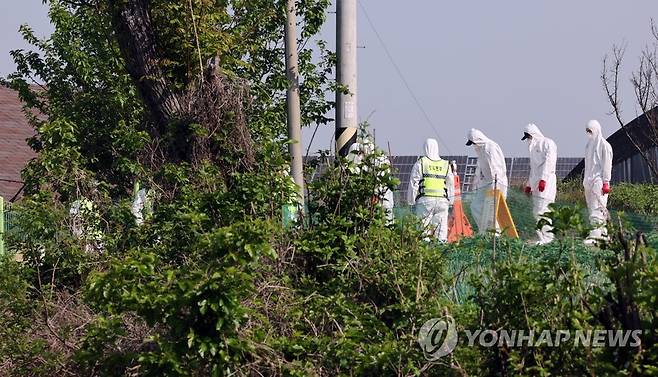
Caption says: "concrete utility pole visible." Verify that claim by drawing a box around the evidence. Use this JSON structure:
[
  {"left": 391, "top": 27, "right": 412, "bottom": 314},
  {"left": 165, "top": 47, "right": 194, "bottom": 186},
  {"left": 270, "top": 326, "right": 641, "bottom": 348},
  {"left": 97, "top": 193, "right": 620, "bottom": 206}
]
[
  {"left": 285, "top": 0, "right": 305, "bottom": 204},
  {"left": 336, "top": 0, "right": 358, "bottom": 157}
]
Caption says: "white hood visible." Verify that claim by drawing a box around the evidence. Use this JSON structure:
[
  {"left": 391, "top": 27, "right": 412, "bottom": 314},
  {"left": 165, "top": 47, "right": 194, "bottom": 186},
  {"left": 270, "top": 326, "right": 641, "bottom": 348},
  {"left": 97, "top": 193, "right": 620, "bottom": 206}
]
[
  {"left": 524, "top": 123, "right": 545, "bottom": 139},
  {"left": 584, "top": 120, "right": 613, "bottom": 184},
  {"left": 586, "top": 119, "right": 602, "bottom": 139},
  {"left": 525, "top": 123, "right": 558, "bottom": 200},
  {"left": 467, "top": 128, "right": 490, "bottom": 145},
  {"left": 346, "top": 142, "right": 362, "bottom": 170},
  {"left": 585, "top": 120, "right": 604, "bottom": 161},
  {"left": 408, "top": 138, "right": 455, "bottom": 204},
  {"left": 424, "top": 138, "right": 440, "bottom": 160},
  {"left": 348, "top": 142, "right": 361, "bottom": 154},
  {"left": 467, "top": 128, "right": 508, "bottom": 188}
]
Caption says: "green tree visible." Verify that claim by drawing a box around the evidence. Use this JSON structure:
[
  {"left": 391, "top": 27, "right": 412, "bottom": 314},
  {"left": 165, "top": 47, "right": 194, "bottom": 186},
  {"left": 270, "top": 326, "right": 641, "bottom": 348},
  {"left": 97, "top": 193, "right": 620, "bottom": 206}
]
[{"left": 2, "top": 0, "right": 335, "bottom": 375}]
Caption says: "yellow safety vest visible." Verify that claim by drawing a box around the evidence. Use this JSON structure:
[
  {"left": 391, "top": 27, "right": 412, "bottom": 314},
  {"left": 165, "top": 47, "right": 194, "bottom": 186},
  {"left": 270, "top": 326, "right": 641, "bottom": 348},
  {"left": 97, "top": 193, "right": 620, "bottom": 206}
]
[{"left": 419, "top": 157, "right": 449, "bottom": 199}]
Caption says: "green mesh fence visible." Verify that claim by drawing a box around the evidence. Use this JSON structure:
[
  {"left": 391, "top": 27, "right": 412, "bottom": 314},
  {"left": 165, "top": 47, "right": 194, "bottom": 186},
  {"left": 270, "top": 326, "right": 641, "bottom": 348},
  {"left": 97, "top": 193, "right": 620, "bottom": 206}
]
[
  {"left": 394, "top": 186, "right": 540, "bottom": 240},
  {"left": 395, "top": 186, "right": 658, "bottom": 241},
  {"left": 439, "top": 237, "right": 611, "bottom": 304},
  {"left": 393, "top": 186, "right": 652, "bottom": 304}
]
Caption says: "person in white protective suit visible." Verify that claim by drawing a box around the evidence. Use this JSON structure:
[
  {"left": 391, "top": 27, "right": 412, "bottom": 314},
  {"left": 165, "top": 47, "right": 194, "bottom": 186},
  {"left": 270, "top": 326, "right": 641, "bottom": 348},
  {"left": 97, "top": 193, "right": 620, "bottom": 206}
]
[
  {"left": 361, "top": 140, "right": 395, "bottom": 223},
  {"left": 346, "top": 142, "right": 363, "bottom": 173},
  {"left": 583, "top": 120, "right": 613, "bottom": 244},
  {"left": 522, "top": 123, "right": 558, "bottom": 245},
  {"left": 132, "top": 187, "right": 148, "bottom": 226},
  {"left": 408, "top": 138, "right": 454, "bottom": 241},
  {"left": 347, "top": 141, "right": 395, "bottom": 222},
  {"left": 466, "top": 128, "right": 508, "bottom": 234}
]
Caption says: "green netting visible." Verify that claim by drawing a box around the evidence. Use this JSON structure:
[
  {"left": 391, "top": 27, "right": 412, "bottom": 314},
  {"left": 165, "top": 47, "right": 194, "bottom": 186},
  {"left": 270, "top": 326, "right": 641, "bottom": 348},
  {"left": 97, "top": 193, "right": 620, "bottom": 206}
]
[
  {"left": 393, "top": 187, "right": 654, "bottom": 304},
  {"left": 611, "top": 211, "right": 658, "bottom": 234},
  {"left": 395, "top": 186, "right": 540, "bottom": 241},
  {"left": 395, "top": 186, "right": 658, "bottom": 241},
  {"left": 439, "top": 237, "right": 612, "bottom": 304},
  {"left": 460, "top": 186, "right": 538, "bottom": 239}
]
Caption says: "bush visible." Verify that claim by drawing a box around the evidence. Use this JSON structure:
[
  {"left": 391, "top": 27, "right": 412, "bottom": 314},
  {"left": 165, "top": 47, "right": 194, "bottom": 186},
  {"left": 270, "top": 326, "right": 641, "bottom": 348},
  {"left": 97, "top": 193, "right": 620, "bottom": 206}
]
[
  {"left": 560, "top": 180, "right": 658, "bottom": 216},
  {"left": 557, "top": 179, "right": 587, "bottom": 207},
  {"left": 4, "top": 1, "right": 658, "bottom": 375},
  {"left": 608, "top": 183, "right": 658, "bottom": 215}
]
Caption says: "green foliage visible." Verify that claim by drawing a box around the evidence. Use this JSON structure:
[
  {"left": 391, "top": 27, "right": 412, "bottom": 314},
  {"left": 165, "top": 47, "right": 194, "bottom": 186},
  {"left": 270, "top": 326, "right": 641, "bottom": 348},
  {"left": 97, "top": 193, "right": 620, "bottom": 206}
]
[
  {"left": 82, "top": 221, "right": 275, "bottom": 376},
  {"left": 268, "top": 213, "right": 456, "bottom": 375},
  {"left": 306, "top": 152, "right": 398, "bottom": 234},
  {"left": 470, "top": 250, "right": 597, "bottom": 375},
  {"left": 8, "top": 191, "right": 99, "bottom": 289},
  {"left": 0, "top": 257, "right": 56, "bottom": 376},
  {"left": 559, "top": 180, "right": 658, "bottom": 216},
  {"left": 3, "top": 0, "right": 658, "bottom": 376},
  {"left": 587, "top": 227, "right": 658, "bottom": 373},
  {"left": 556, "top": 179, "right": 586, "bottom": 207},
  {"left": 538, "top": 203, "right": 590, "bottom": 240},
  {"left": 608, "top": 182, "right": 658, "bottom": 215},
  {"left": 1, "top": 0, "right": 333, "bottom": 374},
  {"left": 5, "top": 1, "right": 146, "bottom": 197}
]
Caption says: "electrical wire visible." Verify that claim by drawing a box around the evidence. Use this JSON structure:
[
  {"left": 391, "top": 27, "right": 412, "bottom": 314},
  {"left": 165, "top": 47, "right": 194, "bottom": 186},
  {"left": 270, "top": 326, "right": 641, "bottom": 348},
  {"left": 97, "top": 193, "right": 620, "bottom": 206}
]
[{"left": 357, "top": 0, "right": 452, "bottom": 154}]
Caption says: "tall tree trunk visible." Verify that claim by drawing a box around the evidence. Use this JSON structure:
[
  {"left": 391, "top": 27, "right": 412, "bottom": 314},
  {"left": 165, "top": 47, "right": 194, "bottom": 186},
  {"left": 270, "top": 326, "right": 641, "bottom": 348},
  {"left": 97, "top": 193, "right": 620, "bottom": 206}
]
[
  {"left": 108, "top": 0, "right": 256, "bottom": 175},
  {"left": 109, "top": 0, "right": 183, "bottom": 135}
]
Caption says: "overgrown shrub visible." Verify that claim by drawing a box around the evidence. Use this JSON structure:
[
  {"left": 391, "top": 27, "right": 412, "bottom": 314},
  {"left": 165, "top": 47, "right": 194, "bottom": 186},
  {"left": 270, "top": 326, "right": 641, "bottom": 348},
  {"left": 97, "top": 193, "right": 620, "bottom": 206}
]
[
  {"left": 2, "top": 1, "right": 658, "bottom": 376},
  {"left": 608, "top": 183, "right": 658, "bottom": 215},
  {"left": 560, "top": 180, "right": 658, "bottom": 216}
]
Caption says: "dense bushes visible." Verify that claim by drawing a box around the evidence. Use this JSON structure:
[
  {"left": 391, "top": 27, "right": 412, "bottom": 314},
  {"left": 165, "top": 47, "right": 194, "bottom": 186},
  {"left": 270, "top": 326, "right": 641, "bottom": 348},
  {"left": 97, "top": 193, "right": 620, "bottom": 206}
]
[
  {"left": 2, "top": 1, "right": 658, "bottom": 375},
  {"left": 608, "top": 182, "right": 658, "bottom": 215},
  {"left": 559, "top": 179, "right": 658, "bottom": 216},
  {"left": 3, "top": 155, "right": 658, "bottom": 375}
]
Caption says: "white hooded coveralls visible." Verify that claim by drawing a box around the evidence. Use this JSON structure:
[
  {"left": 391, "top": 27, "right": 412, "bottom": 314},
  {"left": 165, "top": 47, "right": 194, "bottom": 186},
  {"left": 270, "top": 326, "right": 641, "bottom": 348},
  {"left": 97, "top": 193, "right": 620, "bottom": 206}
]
[
  {"left": 347, "top": 142, "right": 363, "bottom": 173},
  {"left": 467, "top": 129, "right": 508, "bottom": 234},
  {"left": 583, "top": 120, "right": 613, "bottom": 239},
  {"left": 524, "top": 124, "right": 558, "bottom": 244},
  {"left": 408, "top": 138, "right": 455, "bottom": 241},
  {"left": 349, "top": 141, "right": 395, "bottom": 222},
  {"left": 363, "top": 140, "right": 395, "bottom": 222}
]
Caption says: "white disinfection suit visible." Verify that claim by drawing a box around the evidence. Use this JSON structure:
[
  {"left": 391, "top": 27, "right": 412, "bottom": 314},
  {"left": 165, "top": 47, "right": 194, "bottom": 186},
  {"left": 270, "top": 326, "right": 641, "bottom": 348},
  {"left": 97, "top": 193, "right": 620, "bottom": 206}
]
[
  {"left": 583, "top": 120, "right": 613, "bottom": 242},
  {"left": 362, "top": 139, "right": 395, "bottom": 223},
  {"left": 523, "top": 123, "right": 558, "bottom": 245},
  {"left": 349, "top": 141, "right": 395, "bottom": 223},
  {"left": 347, "top": 142, "right": 363, "bottom": 173},
  {"left": 408, "top": 139, "right": 454, "bottom": 241},
  {"left": 466, "top": 129, "right": 508, "bottom": 234},
  {"left": 132, "top": 188, "right": 148, "bottom": 226}
]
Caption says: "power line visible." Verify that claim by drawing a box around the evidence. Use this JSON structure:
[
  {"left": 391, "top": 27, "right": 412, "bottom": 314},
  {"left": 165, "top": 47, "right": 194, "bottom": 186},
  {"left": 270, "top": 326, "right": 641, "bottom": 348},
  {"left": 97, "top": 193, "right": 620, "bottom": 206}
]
[{"left": 357, "top": 1, "right": 452, "bottom": 154}]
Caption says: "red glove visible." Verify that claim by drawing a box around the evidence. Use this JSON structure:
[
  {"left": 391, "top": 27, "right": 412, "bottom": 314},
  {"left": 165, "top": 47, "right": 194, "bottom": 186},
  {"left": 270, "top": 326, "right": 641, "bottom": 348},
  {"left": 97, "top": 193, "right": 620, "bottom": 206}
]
[
  {"left": 538, "top": 180, "right": 546, "bottom": 192},
  {"left": 524, "top": 186, "right": 532, "bottom": 195},
  {"left": 602, "top": 182, "right": 611, "bottom": 195}
]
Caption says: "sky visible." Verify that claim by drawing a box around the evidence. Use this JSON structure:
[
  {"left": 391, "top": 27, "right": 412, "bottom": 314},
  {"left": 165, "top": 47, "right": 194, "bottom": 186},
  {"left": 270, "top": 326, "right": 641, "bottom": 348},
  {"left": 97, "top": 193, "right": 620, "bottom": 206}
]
[{"left": 2, "top": 1, "right": 658, "bottom": 157}]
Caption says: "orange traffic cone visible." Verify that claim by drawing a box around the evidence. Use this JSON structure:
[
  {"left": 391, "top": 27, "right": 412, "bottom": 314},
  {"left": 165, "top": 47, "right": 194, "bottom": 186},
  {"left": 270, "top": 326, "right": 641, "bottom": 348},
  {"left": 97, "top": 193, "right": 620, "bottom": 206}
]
[{"left": 448, "top": 164, "right": 474, "bottom": 243}]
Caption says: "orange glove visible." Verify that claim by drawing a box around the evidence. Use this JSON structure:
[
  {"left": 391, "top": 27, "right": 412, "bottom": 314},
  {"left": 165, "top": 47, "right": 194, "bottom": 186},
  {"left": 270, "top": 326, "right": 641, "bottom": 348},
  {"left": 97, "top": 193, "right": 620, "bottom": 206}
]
[
  {"left": 602, "top": 182, "right": 611, "bottom": 195},
  {"left": 538, "top": 180, "right": 546, "bottom": 192}
]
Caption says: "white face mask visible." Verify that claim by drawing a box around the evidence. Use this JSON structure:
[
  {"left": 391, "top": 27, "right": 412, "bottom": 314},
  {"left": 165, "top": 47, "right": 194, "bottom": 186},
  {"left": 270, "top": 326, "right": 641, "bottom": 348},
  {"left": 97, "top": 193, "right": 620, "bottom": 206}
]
[{"left": 586, "top": 131, "right": 594, "bottom": 139}]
